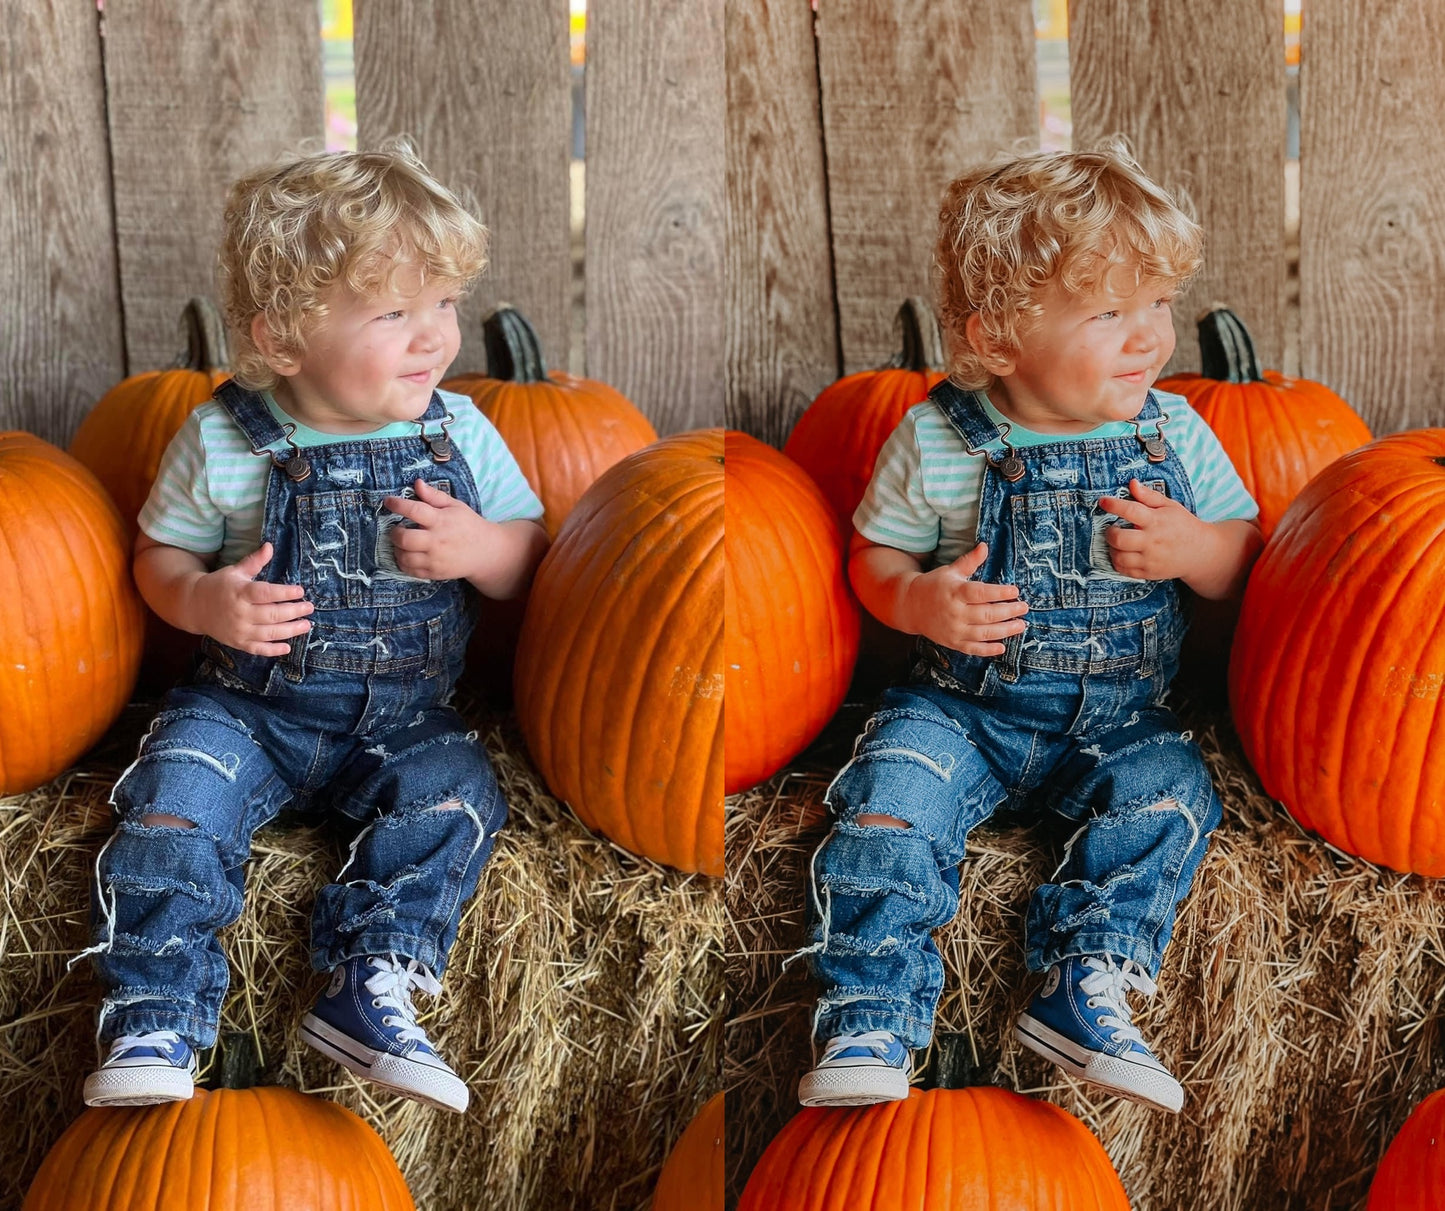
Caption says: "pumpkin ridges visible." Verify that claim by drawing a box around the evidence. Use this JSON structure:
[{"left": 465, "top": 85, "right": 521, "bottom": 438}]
[{"left": 1305, "top": 468, "right": 1443, "bottom": 862}]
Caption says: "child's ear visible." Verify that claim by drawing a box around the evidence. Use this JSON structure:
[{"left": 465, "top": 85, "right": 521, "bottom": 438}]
[
  {"left": 251, "top": 314, "right": 299, "bottom": 377},
  {"left": 965, "top": 313, "right": 1015, "bottom": 377}
]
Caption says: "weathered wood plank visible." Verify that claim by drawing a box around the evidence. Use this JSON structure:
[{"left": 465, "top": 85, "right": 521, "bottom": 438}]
[
  {"left": 817, "top": 0, "right": 1036, "bottom": 375},
  {"left": 103, "top": 0, "right": 322, "bottom": 374},
  {"left": 725, "top": 0, "right": 838, "bottom": 446},
  {"left": 586, "top": 0, "right": 727, "bottom": 433},
  {"left": 1071, "top": 0, "right": 1287, "bottom": 377},
  {"left": 1299, "top": 0, "right": 1445, "bottom": 433},
  {"left": 0, "top": 0, "right": 124, "bottom": 443},
  {"left": 355, "top": 0, "right": 573, "bottom": 376}
]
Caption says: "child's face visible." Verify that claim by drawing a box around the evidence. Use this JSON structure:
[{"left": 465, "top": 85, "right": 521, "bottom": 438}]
[
  {"left": 984, "top": 268, "right": 1178, "bottom": 434},
  {"left": 268, "top": 271, "right": 462, "bottom": 433}
]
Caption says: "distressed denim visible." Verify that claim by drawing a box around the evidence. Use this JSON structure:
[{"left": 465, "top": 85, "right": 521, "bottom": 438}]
[
  {"left": 84, "top": 383, "right": 506, "bottom": 1047},
  {"left": 805, "top": 384, "right": 1223, "bottom": 1050}
]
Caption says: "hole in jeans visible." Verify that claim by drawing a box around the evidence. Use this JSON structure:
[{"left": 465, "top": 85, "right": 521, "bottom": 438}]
[
  {"left": 855, "top": 814, "right": 910, "bottom": 828},
  {"left": 139, "top": 813, "right": 197, "bottom": 829}
]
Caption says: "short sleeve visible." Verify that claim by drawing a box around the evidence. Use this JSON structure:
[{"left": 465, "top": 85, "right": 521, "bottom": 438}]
[
  {"left": 852, "top": 412, "right": 942, "bottom": 554},
  {"left": 136, "top": 409, "right": 227, "bottom": 554},
  {"left": 1163, "top": 400, "right": 1260, "bottom": 523},
  {"left": 441, "top": 396, "right": 545, "bottom": 524}
]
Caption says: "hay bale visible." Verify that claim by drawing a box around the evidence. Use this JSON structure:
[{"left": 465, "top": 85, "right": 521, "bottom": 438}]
[
  {"left": 1, "top": 695, "right": 722, "bottom": 1211},
  {"left": 726, "top": 701, "right": 1445, "bottom": 1210}
]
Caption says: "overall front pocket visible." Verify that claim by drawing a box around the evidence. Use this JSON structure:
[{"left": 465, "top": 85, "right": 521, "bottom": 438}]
[{"left": 293, "top": 481, "right": 452, "bottom": 609}]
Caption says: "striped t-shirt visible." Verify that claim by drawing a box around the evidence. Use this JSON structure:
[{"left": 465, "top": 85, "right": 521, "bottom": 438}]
[
  {"left": 854, "top": 389, "right": 1258, "bottom": 568},
  {"left": 139, "top": 387, "right": 544, "bottom": 567}
]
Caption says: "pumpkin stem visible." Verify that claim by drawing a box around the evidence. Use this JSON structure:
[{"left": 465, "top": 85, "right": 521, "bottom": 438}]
[
  {"left": 177, "top": 297, "right": 230, "bottom": 373},
  {"left": 210, "top": 1030, "right": 263, "bottom": 1091},
  {"left": 483, "top": 305, "right": 548, "bottom": 384},
  {"left": 1196, "top": 305, "right": 1263, "bottom": 383},
  {"left": 889, "top": 298, "right": 944, "bottom": 373},
  {"left": 922, "top": 1031, "right": 992, "bottom": 1090}
]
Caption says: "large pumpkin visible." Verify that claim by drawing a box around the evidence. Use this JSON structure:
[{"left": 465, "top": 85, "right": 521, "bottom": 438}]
[
  {"left": 514, "top": 430, "right": 723, "bottom": 876},
  {"left": 738, "top": 1087, "right": 1130, "bottom": 1210},
  {"left": 69, "top": 298, "right": 230, "bottom": 690},
  {"left": 1158, "top": 306, "right": 1370, "bottom": 539},
  {"left": 654, "top": 1092, "right": 723, "bottom": 1211},
  {"left": 442, "top": 305, "right": 658, "bottom": 539},
  {"left": 1368, "top": 1089, "right": 1445, "bottom": 1209},
  {"left": 0, "top": 435, "right": 144, "bottom": 795},
  {"left": 783, "top": 298, "right": 946, "bottom": 534},
  {"left": 23, "top": 1086, "right": 414, "bottom": 1209},
  {"left": 69, "top": 297, "right": 231, "bottom": 539},
  {"left": 725, "top": 434, "right": 860, "bottom": 794},
  {"left": 1231, "top": 430, "right": 1445, "bottom": 875}
]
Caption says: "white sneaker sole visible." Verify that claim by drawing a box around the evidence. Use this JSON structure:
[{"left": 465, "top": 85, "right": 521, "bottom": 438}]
[
  {"left": 798, "top": 1063, "right": 910, "bottom": 1108},
  {"left": 1015, "top": 1013, "right": 1184, "bottom": 1113},
  {"left": 83, "top": 1063, "right": 195, "bottom": 1108},
  {"left": 300, "top": 1013, "right": 469, "bottom": 1113}
]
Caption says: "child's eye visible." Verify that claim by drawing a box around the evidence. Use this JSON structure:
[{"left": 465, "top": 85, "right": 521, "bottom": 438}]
[
  {"left": 438, "top": 297, "right": 458, "bottom": 310},
  {"left": 377, "top": 310, "right": 404, "bottom": 321},
  {"left": 1153, "top": 296, "right": 1175, "bottom": 309},
  {"left": 1095, "top": 310, "right": 1119, "bottom": 321}
]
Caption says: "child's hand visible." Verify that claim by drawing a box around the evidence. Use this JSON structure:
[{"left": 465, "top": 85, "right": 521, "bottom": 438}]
[
  {"left": 188, "top": 542, "right": 313, "bottom": 656},
  {"left": 383, "top": 479, "right": 491, "bottom": 582},
  {"left": 1096, "top": 479, "right": 1211, "bottom": 582},
  {"left": 900, "top": 542, "right": 1029, "bottom": 656}
]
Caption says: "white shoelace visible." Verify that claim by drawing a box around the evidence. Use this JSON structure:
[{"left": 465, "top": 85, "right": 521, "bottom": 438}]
[
  {"left": 110, "top": 1029, "right": 183, "bottom": 1058},
  {"left": 365, "top": 955, "right": 442, "bottom": 1046},
  {"left": 1078, "top": 956, "right": 1158, "bottom": 1047},
  {"left": 820, "top": 1030, "right": 897, "bottom": 1062}
]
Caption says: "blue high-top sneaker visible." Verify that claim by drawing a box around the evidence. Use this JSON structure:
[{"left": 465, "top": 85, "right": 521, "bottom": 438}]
[
  {"left": 301, "top": 954, "right": 469, "bottom": 1113},
  {"left": 797, "top": 1030, "right": 912, "bottom": 1107},
  {"left": 83, "top": 1031, "right": 198, "bottom": 1107},
  {"left": 1015, "top": 955, "right": 1184, "bottom": 1113}
]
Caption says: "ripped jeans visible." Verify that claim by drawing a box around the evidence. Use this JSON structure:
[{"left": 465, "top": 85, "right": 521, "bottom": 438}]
[
  {"left": 85, "top": 678, "right": 505, "bottom": 1047},
  {"left": 804, "top": 675, "right": 1220, "bottom": 1049}
]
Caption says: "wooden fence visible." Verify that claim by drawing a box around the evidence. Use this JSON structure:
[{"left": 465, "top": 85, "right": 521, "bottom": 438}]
[{"left": 4, "top": 0, "right": 1445, "bottom": 452}]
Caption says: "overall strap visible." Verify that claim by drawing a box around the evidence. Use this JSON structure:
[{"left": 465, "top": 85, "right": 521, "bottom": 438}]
[
  {"left": 928, "top": 378, "right": 1000, "bottom": 450},
  {"left": 214, "top": 379, "right": 290, "bottom": 452}
]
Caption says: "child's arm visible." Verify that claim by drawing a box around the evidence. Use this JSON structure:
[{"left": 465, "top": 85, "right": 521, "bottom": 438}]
[
  {"left": 383, "top": 479, "right": 550, "bottom": 600},
  {"left": 849, "top": 531, "right": 1030, "bottom": 657},
  {"left": 1097, "top": 478, "right": 1264, "bottom": 600},
  {"left": 134, "top": 534, "right": 315, "bottom": 655}
]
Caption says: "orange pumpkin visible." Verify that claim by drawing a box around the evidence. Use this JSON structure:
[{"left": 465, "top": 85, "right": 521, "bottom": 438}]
[
  {"left": 1231, "top": 430, "right": 1445, "bottom": 875},
  {"left": 654, "top": 1092, "right": 724, "bottom": 1211},
  {"left": 1368, "top": 1089, "right": 1445, "bottom": 1209},
  {"left": 725, "top": 434, "right": 860, "bottom": 794},
  {"left": 69, "top": 297, "right": 231, "bottom": 539},
  {"left": 0, "top": 434, "right": 144, "bottom": 795},
  {"left": 23, "top": 1086, "right": 414, "bottom": 1209},
  {"left": 69, "top": 298, "right": 230, "bottom": 691},
  {"left": 1158, "top": 306, "right": 1370, "bottom": 539},
  {"left": 442, "top": 305, "right": 658, "bottom": 540},
  {"left": 738, "top": 1087, "right": 1130, "bottom": 1210},
  {"left": 783, "top": 298, "right": 946, "bottom": 535},
  {"left": 514, "top": 430, "right": 723, "bottom": 876}
]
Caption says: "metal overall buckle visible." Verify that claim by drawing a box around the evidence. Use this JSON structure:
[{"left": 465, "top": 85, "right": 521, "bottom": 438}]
[
  {"left": 1131, "top": 411, "right": 1171, "bottom": 463},
  {"left": 418, "top": 410, "right": 456, "bottom": 463},
  {"left": 963, "top": 421, "right": 1026, "bottom": 482},
  {"left": 251, "top": 422, "right": 311, "bottom": 482}
]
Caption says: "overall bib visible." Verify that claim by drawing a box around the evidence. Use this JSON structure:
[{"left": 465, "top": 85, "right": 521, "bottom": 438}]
[{"left": 806, "top": 382, "right": 1222, "bottom": 1049}]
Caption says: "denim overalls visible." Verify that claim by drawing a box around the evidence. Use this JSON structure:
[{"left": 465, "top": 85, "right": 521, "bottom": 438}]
[
  {"left": 805, "top": 381, "right": 1222, "bottom": 1050},
  {"left": 84, "top": 381, "right": 507, "bottom": 1047}
]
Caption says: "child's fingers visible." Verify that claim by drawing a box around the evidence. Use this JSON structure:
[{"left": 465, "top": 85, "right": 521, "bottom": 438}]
[
  {"left": 232, "top": 542, "right": 274, "bottom": 578},
  {"left": 958, "top": 577, "right": 1023, "bottom": 603},
  {"left": 1096, "top": 495, "right": 1151, "bottom": 524},
  {"left": 1106, "top": 525, "right": 1146, "bottom": 553},
  {"left": 1126, "top": 478, "right": 1169, "bottom": 504},
  {"left": 244, "top": 580, "right": 309, "bottom": 603},
  {"left": 382, "top": 495, "right": 439, "bottom": 525},
  {"left": 253, "top": 598, "right": 314, "bottom": 624},
  {"left": 946, "top": 542, "right": 990, "bottom": 578},
  {"left": 967, "top": 599, "right": 1029, "bottom": 624},
  {"left": 389, "top": 525, "right": 431, "bottom": 551},
  {"left": 953, "top": 640, "right": 1008, "bottom": 657},
  {"left": 411, "top": 478, "right": 454, "bottom": 504}
]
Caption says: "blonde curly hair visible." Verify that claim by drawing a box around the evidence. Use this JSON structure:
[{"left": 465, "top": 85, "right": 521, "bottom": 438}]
[
  {"left": 219, "top": 137, "right": 489, "bottom": 390},
  {"left": 935, "top": 141, "right": 1203, "bottom": 389}
]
